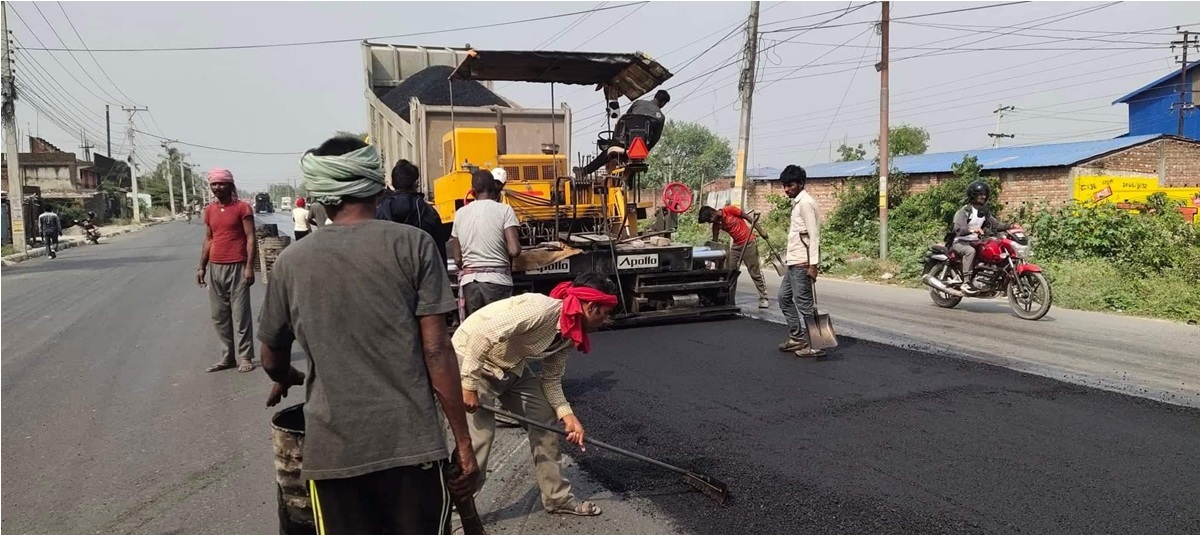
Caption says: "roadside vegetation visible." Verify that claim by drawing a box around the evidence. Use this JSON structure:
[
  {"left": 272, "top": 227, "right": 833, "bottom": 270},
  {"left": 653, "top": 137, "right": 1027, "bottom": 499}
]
[{"left": 678, "top": 154, "right": 1199, "bottom": 323}]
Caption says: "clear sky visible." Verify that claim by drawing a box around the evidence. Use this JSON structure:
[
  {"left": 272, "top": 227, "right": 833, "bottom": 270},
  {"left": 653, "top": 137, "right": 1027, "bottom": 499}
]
[{"left": 7, "top": 1, "right": 1199, "bottom": 191}]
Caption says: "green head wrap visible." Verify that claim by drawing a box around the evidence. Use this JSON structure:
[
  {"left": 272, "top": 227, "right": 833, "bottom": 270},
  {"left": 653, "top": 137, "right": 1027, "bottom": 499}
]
[{"left": 300, "top": 144, "right": 386, "bottom": 207}]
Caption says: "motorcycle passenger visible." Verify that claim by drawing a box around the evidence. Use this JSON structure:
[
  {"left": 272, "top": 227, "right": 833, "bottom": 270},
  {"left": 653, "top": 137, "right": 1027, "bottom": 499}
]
[{"left": 951, "top": 181, "right": 1008, "bottom": 292}]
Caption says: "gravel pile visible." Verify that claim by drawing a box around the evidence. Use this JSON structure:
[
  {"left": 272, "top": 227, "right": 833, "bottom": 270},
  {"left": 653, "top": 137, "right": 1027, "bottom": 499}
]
[{"left": 377, "top": 65, "right": 510, "bottom": 120}]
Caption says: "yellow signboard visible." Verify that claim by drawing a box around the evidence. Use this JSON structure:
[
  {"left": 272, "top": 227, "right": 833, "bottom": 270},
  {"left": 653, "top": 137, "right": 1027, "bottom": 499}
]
[{"left": 1073, "top": 176, "right": 1200, "bottom": 224}]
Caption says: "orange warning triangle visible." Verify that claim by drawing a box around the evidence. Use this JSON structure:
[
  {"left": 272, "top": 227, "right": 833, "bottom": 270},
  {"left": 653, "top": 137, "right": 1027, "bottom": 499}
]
[{"left": 628, "top": 136, "right": 649, "bottom": 160}]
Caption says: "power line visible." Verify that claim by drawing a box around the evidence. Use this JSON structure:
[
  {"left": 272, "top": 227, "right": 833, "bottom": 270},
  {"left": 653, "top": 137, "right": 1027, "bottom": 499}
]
[
  {"left": 31, "top": 2, "right": 127, "bottom": 105},
  {"left": 55, "top": 1, "right": 137, "bottom": 104},
  {"left": 7, "top": 4, "right": 116, "bottom": 104},
  {"left": 132, "top": 129, "right": 301, "bottom": 156},
  {"left": 17, "top": 2, "right": 649, "bottom": 53},
  {"left": 761, "top": 1, "right": 1030, "bottom": 34}
]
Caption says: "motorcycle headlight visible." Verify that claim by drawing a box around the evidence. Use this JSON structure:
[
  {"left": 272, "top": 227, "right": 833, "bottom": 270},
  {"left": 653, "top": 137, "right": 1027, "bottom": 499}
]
[{"left": 1012, "top": 243, "right": 1030, "bottom": 258}]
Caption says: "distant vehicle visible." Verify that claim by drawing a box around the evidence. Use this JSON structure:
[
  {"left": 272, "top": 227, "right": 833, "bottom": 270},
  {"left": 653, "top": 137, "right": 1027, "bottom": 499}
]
[
  {"left": 280, "top": 196, "right": 292, "bottom": 211},
  {"left": 254, "top": 193, "right": 274, "bottom": 214}
]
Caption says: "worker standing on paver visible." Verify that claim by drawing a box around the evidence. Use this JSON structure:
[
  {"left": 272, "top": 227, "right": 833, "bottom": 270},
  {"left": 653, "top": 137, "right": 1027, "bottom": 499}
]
[
  {"left": 197, "top": 168, "right": 258, "bottom": 373},
  {"left": 777, "top": 165, "right": 825, "bottom": 358},
  {"left": 448, "top": 170, "right": 521, "bottom": 317},
  {"left": 260, "top": 135, "right": 478, "bottom": 532},
  {"left": 454, "top": 273, "right": 618, "bottom": 518},
  {"left": 38, "top": 205, "right": 62, "bottom": 259},
  {"left": 698, "top": 204, "right": 771, "bottom": 309}
]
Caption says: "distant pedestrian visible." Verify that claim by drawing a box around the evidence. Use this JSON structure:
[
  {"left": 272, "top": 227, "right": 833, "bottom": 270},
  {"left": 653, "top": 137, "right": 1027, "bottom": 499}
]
[
  {"left": 260, "top": 135, "right": 478, "bottom": 533},
  {"left": 698, "top": 204, "right": 771, "bottom": 308},
  {"left": 292, "top": 197, "right": 311, "bottom": 240},
  {"left": 448, "top": 170, "right": 521, "bottom": 317},
  {"left": 376, "top": 159, "right": 448, "bottom": 262},
  {"left": 197, "top": 168, "right": 258, "bottom": 373},
  {"left": 38, "top": 205, "right": 62, "bottom": 259},
  {"left": 777, "top": 165, "right": 824, "bottom": 358}
]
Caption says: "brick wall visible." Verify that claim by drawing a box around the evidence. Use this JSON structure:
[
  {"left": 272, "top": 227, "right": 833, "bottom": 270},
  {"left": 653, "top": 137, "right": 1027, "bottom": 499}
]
[{"left": 1085, "top": 138, "right": 1200, "bottom": 187}]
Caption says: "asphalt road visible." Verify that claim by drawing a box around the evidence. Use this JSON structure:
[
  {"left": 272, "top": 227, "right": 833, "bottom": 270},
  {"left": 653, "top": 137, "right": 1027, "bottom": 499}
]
[
  {"left": 737, "top": 269, "right": 1200, "bottom": 407},
  {"left": 570, "top": 320, "right": 1200, "bottom": 535},
  {"left": 4, "top": 222, "right": 1198, "bottom": 535},
  {"left": 2, "top": 221, "right": 278, "bottom": 535}
]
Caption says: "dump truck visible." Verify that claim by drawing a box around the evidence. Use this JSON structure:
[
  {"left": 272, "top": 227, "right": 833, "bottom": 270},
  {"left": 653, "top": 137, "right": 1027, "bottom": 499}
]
[{"left": 363, "top": 43, "right": 741, "bottom": 326}]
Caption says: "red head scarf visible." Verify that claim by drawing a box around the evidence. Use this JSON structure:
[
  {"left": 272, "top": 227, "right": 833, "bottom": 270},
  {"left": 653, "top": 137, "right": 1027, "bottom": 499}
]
[
  {"left": 295, "top": 197, "right": 306, "bottom": 208},
  {"left": 550, "top": 281, "right": 619, "bottom": 354}
]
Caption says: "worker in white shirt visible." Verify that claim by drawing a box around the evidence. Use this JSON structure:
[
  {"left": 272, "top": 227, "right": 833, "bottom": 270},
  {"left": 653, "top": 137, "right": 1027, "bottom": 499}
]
[{"left": 777, "top": 165, "right": 825, "bottom": 358}]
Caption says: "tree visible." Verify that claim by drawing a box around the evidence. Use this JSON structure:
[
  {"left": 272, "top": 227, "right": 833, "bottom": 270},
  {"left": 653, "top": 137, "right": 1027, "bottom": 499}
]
[
  {"left": 836, "top": 143, "right": 867, "bottom": 162},
  {"left": 642, "top": 120, "right": 734, "bottom": 190},
  {"left": 872, "top": 124, "right": 930, "bottom": 158}
]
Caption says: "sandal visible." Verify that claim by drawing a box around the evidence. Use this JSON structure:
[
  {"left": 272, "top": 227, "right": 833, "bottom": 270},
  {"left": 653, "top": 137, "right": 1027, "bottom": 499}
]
[
  {"left": 237, "top": 363, "right": 255, "bottom": 373},
  {"left": 206, "top": 362, "right": 236, "bottom": 373},
  {"left": 548, "top": 501, "right": 602, "bottom": 517}
]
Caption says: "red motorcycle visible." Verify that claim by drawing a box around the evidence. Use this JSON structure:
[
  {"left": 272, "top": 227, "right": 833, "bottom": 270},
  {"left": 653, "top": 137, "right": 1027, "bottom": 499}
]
[{"left": 921, "top": 225, "right": 1053, "bottom": 320}]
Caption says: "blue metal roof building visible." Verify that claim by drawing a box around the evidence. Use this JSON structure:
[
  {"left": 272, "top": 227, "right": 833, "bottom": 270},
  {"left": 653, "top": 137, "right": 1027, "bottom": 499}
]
[
  {"left": 761, "top": 135, "right": 1166, "bottom": 180},
  {"left": 1113, "top": 62, "right": 1198, "bottom": 140}
]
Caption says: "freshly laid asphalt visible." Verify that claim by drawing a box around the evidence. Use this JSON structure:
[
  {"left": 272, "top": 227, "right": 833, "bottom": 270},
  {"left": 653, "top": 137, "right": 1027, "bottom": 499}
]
[
  {"left": 4, "top": 220, "right": 1198, "bottom": 534},
  {"left": 566, "top": 320, "right": 1200, "bottom": 535}
]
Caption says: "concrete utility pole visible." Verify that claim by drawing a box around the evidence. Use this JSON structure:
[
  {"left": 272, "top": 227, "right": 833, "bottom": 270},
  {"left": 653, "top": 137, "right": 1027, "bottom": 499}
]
[
  {"left": 2, "top": 1, "right": 26, "bottom": 253},
  {"left": 731, "top": 1, "right": 759, "bottom": 208},
  {"left": 177, "top": 153, "right": 188, "bottom": 210},
  {"left": 123, "top": 106, "right": 148, "bottom": 222},
  {"left": 989, "top": 104, "right": 1016, "bottom": 147},
  {"left": 876, "top": 1, "right": 890, "bottom": 260},
  {"left": 161, "top": 140, "right": 176, "bottom": 217},
  {"left": 1171, "top": 28, "right": 1198, "bottom": 136},
  {"left": 105, "top": 104, "right": 111, "bottom": 157}
]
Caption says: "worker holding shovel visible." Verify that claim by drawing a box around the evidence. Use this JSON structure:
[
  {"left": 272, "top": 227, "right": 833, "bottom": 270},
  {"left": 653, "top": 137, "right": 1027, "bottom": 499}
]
[
  {"left": 778, "top": 164, "right": 829, "bottom": 358},
  {"left": 698, "top": 204, "right": 771, "bottom": 309},
  {"left": 453, "top": 272, "right": 619, "bottom": 518}
]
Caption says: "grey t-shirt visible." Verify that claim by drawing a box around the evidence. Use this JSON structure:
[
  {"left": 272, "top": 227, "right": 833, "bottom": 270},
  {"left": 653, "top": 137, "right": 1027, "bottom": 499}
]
[
  {"left": 258, "top": 220, "right": 457, "bottom": 480},
  {"left": 451, "top": 199, "right": 519, "bottom": 286}
]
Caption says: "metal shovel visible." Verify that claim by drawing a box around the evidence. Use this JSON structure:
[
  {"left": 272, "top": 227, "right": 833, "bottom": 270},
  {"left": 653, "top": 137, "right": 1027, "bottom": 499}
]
[
  {"left": 805, "top": 280, "right": 838, "bottom": 350},
  {"left": 480, "top": 406, "right": 730, "bottom": 504}
]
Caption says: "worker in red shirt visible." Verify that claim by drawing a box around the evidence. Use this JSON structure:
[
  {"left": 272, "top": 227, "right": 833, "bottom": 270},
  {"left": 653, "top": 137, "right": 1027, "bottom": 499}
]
[
  {"left": 197, "top": 168, "right": 258, "bottom": 373},
  {"left": 699, "top": 204, "right": 770, "bottom": 309}
]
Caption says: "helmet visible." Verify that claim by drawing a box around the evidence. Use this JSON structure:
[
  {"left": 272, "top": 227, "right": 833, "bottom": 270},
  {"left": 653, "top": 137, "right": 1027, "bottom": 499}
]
[
  {"left": 491, "top": 167, "right": 507, "bottom": 185},
  {"left": 967, "top": 181, "right": 990, "bottom": 201}
]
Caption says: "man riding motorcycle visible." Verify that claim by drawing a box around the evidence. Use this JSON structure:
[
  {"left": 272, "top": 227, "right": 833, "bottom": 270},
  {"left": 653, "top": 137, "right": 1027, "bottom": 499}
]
[{"left": 951, "top": 181, "right": 1009, "bottom": 293}]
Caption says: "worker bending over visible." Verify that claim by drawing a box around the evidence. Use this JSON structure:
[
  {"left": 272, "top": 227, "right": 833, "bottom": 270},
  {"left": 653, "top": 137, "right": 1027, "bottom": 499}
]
[
  {"left": 698, "top": 204, "right": 771, "bottom": 309},
  {"left": 453, "top": 273, "right": 618, "bottom": 517}
]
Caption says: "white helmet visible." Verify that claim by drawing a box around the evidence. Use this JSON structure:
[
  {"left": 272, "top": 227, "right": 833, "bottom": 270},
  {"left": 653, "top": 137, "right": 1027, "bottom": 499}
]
[{"left": 491, "top": 167, "right": 507, "bottom": 185}]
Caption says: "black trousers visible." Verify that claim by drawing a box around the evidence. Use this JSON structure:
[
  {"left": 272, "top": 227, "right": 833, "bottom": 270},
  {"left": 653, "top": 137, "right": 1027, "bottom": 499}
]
[
  {"left": 308, "top": 462, "right": 451, "bottom": 535},
  {"left": 463, "top": 281, "right": 513, "bottom": 317},
  {"left": 294, "top": 230, "right": 310, "bottom": 241}
]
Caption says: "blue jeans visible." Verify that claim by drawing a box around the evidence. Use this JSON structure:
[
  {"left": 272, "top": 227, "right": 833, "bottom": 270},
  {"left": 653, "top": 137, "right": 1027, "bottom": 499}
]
[{"left": 778, "top": 265, "right": 814, "bottom": 337}]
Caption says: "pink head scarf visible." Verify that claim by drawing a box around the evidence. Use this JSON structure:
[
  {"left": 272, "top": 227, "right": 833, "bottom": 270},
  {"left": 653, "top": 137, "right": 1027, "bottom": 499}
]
[{"left": 207, "top": 168, "right": 235, "bottom": 184}]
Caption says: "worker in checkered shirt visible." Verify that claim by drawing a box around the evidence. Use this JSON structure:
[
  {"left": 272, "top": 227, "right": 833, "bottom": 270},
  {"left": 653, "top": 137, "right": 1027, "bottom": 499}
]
[{"left": 453, "top": 273, "right": 619, "bottom": 518}]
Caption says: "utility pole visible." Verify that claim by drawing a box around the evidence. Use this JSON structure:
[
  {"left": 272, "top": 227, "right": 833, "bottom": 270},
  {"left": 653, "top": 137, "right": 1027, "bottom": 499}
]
[
  {"left": 177, "top": 153, "right": 188, "bottom": 210},
  {"left": 989, "top": 104, "right": 1016, "bottom": 147},
  {"left": 731, "top": 1, "right": 759, "bottom": 208},
  {"left": 2, "top": 0, "right": 26, "bottom": 253},
  {"left": 1170, "top": 28, "right": 1198, "bottom": 136},
  {"left": 876, "top": 1, "right": 890, "bottom": 259},
  {"left": 79, "top": 134, "right": 94, "bottom": 162},
  {"left": 123, "top": 106, "right": 148, "bottom": 222},
  {"left": 105, "top": 104, "right": 111, "bottom": 157},
  {"left": 161, "top": 140, "right": 176, "bottom": 217}
]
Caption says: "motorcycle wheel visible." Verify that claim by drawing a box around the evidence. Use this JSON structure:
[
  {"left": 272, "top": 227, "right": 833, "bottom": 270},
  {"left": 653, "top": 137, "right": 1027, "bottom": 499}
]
[
  {"left": 925, "top": 262, "right": 962, "bottom": 309},
  {"left": 1008, "top": 271, "right": 1052, "bottom": 320}
]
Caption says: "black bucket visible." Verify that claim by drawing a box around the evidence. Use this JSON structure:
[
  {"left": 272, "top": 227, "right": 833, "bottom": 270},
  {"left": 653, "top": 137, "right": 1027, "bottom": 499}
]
[{"left": 271, "top": 403, "right": 316, "bottom": 535}]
